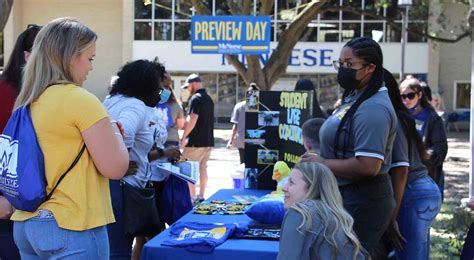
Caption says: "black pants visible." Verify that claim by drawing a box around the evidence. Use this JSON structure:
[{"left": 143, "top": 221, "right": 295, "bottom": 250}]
[
  {"left": 238, "top": 148, "right": 245, "bottom": 164},
  {"left": 0, "top": 219, "right": 20, "bottom": 260},
  {"left": 340, "top": 174, "right": 396, "bottom": 260}
]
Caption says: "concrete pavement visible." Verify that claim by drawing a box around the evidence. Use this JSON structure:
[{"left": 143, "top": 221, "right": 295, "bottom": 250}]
[{"left": 194, "top": 129, "right": 242, "bottom": 199}]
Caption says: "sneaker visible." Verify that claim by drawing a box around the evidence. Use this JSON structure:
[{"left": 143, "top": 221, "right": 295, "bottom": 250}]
[{"left": 192, "top": 196, "right": 205, "bottom": 206}]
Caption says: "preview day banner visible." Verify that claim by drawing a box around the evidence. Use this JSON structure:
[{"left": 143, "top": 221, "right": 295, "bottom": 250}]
[
  {"left": 191, "top": 15, "right": 271, "bottom": 55},
  {"left": 244, "top": 91, "right": 313, "bottom": 190}
]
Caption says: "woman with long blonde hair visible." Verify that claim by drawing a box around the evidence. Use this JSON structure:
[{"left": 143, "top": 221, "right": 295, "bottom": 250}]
[
  {"left": 11, "top": 17, "right": 128, "bottom": 259},
  {"left": 278, "top": 162, "right": 367, "bottom": 260}
]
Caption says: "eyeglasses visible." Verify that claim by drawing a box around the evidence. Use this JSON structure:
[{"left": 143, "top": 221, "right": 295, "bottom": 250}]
[
  {"left": 332, "top": 60, "right": 368, "bottom": 70},
  {"left": 400, "top": 92, "right": 418, "bottom": 100}
]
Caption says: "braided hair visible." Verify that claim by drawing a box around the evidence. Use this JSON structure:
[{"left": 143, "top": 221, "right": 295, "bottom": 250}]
[
  {"left": 384, "top": 68, "right": 427, "bottom": 160},
  {"left": 334, "top": 38, "right": 384, "bottom": 159}
]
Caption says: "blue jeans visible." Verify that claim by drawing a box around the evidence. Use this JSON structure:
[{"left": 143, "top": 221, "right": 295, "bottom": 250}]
[
  {"left": 396, "top": 176, "right": 441, "bottom": 260},
  {"left": 13, "top": 217, "right": 109, "bottom": 259}
]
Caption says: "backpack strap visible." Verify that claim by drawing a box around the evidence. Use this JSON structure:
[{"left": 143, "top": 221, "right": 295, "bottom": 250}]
[{"left": 46, "top": 144, "right": 86, "bottom": 201}]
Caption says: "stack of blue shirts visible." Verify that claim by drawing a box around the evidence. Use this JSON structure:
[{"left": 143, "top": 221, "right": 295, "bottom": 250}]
[{"left": 162, "top": 222, "right": 248, "bottom": 253}]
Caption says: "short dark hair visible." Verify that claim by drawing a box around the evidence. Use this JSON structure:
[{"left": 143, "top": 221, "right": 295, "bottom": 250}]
[
  {"left": 110, "top": 59, "right": 161, "bottom": 105},
  {"left": 302, "top": 118, "right": 325, "bottom": 149},
  {"left": 247, "top": 82, "right": 259, "bottom": 92},
  {"left": 1, "top": 24, "right": 41, "bottom": 90}
]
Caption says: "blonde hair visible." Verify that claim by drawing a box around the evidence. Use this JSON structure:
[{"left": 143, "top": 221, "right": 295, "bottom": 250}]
[
  {"left": 291, "top": 162, "right": 366, "bottom": 260},
  {"left": 15, "top": 17, "right": 97, "bottom": 108},
  {"left": 431, "top": 93, "right": 444, "bottom": 111}
]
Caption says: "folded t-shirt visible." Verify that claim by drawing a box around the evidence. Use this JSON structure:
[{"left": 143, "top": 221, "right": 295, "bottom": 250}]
[{"left": 162, "top": 222, "right": 249, "bottom": 253}]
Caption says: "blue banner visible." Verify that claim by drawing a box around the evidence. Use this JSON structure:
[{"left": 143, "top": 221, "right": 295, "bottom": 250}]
[{"left": 191, "top": 16, "right": 271, "bottom": 55}]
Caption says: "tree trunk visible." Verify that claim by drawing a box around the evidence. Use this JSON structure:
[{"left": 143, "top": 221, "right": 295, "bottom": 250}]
[
  {"left": 0, "top": 0, "right": 13, "bottom": 32},
  {"left": 223, "top": 0, "right": 327, "bottom": 90}
]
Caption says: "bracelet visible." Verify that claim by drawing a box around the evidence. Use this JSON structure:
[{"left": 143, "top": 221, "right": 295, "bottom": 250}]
[{"left": 110, "top": 120, "right": 118, "bottom": 125}]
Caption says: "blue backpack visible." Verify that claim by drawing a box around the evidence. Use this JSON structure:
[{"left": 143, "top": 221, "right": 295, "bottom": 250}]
[{"left": 0, "top": 106, "right": 85, "bottom": 212}]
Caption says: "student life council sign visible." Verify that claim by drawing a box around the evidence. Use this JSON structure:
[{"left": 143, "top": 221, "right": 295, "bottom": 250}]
[{"left": 191, "top": 16, "right": 271, "bottom": 55}]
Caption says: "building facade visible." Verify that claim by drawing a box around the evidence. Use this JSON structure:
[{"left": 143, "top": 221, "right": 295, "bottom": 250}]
[{"left": 2, "top": 0, "right": 470, "bottom": 121}]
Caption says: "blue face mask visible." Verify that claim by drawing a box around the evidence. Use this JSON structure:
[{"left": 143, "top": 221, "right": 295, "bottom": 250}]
[{"left": 159, "top": 89, "right": 171, "bottom": 104}]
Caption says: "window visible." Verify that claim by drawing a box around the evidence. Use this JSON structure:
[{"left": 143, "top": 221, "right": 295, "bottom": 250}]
[
  {"left": 133, "top": 0, "right": 428, "bottom": 42},
  {"left": 155, "top": 0, "right": 172, "bottom": 19},
  {"left": 363, "top": 22, "right": 383, "bottom": 40},
  {"left": 175, "top": 0, "right": 193, "bottom": 19},
  {"left": 341, "top": 22, "right": 361, "bottom": 41},
  {"left": 175, "top": 22, "right": 190, "bottom": 40},
  {"left": 135, "top": 0, "right": 151, "bottom": 19},
  {"left": 154, "top": 22, "right": 172, "bottom": 40},
  {"left": 407, "top": 21, "right": 427, "bottom": 42},
  {"left": 300, "top": 25, "right": 318, "bottom": 42},
  {"left": 135, "top": 22, "right": 152, "bottom": 40},
  {"left": 318, "top": 23, "right": 340, "bottom": 42},
  {"left": 342, "top": 0, "right": 361, "bottom": 20},
  {"left": 454, "top": 81, "right": 471, "bottom": 110}
]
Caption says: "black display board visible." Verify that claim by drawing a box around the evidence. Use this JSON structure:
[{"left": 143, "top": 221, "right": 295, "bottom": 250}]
[{"left": 244, "top": 90, "right": 313, "bottom": 190}]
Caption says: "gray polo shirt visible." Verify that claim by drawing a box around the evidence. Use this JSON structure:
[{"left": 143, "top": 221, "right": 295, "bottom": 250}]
[
  {"left": 319, "top": 87, "right": 397, "bottom": 186},
  {"left": 391, "top": 123, "right": 429, "bottom": 184},
  {"left": 230, "top": 101, "right": 245, "bottom": 149},
  {"left": 104, "top": 95, "right": 154, "bottom": 188},
  {"left": 278, "top": 200, "right": 367, "bottom": 260}
]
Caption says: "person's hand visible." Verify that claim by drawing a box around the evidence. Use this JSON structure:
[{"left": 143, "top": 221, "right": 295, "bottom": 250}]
[
  {"left": 386, "top": 221, "right": 406, "bottom": 251},
  {"left": 300, "top": 152, "right": 325, "bottom": 164},
  {"left": 0, "top": 196, "right": 14, "bottom": 219},
  {"left": 164, "top": 147, "right": 181, "bottom": 158},
  {"left": 226, "top": 139, "right": 233, "bottom": 149},
  {"left": 111, "top": 120, "right": 125, "bottom": 137},
  {"left": 116, "top": 121, "right": 125, "bottom": 136},
  {"left": 181, "top": 137, "right": 188, "bottom": 147},
  {"left": 125, "top": 161, "right": 139, "bottom": 176}
]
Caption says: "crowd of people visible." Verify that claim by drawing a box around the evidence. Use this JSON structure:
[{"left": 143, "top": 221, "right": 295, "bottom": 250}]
[
  {"left": 0, "top": 18, "right": 448, "bottom": 260},
  {"left": 281, "top": 38, "right": 447, "bottom": 259}
]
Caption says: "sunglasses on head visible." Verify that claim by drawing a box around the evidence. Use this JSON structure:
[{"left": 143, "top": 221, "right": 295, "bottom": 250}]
[{"left": 400, "top": 92, "right": 418, "bottom": 100}]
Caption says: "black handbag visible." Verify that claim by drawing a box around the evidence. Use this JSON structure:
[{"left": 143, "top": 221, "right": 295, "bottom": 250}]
[{"left": 121, "top": 181, "right": 162, "bottom": 237}]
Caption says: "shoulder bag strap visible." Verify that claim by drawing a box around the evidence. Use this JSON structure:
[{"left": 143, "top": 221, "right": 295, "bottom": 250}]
[{"left": 46, "top": 144, "right": 87, "bottom": 200}]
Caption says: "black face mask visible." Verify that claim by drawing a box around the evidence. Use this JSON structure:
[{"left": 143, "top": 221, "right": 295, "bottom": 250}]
[{"left": 337, "top": 67, "right": 361, "bottom": 91}]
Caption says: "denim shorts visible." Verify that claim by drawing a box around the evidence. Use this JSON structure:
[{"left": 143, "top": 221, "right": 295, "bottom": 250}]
[
  {"left": 396, "top": 176, "right": 441, "bottom": 260},
  {"left": 13, "top": 216, "right": 109, "bottom": 259}
]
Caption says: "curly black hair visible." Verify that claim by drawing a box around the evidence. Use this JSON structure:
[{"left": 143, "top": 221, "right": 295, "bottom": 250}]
[{"left": 110, "top": 59, "right": 162, "bottom": 106}]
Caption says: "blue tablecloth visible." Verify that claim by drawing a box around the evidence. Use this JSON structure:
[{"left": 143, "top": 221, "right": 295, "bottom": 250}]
[{"left": 141, "top": 189, "right": 279, "bottom": 260}]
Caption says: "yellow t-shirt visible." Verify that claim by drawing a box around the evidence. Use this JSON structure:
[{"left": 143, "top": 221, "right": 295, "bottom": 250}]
[{"left": 11, "top": 84, "right": 115, "bottom": 231}]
